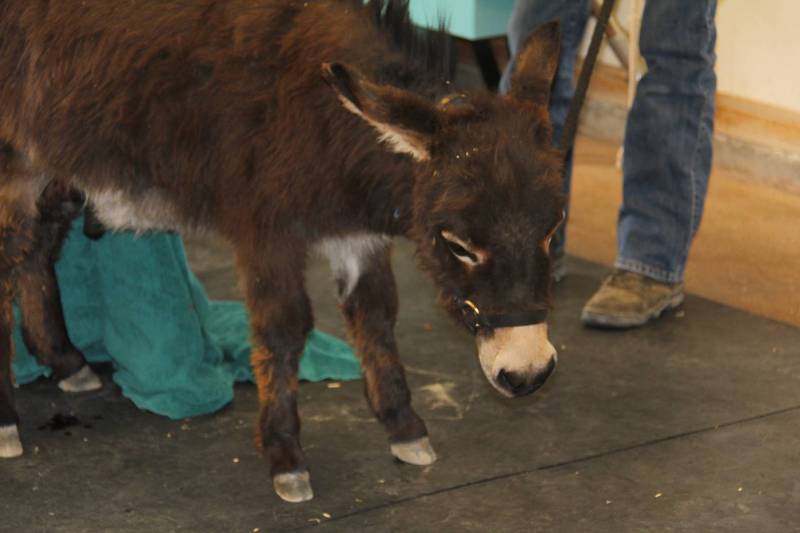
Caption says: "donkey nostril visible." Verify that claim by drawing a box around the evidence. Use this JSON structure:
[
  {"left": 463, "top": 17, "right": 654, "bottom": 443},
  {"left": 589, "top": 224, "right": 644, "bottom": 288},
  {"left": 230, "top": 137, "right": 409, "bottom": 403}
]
[
  {"left": 497, "top": 358, "right": 557, "bottom": 397},
  {"left": 533, "top": 357, "right": 557, "bottom": 388},
  {"left": 497, "top": 369, "right": 527, "bottom": 394}
]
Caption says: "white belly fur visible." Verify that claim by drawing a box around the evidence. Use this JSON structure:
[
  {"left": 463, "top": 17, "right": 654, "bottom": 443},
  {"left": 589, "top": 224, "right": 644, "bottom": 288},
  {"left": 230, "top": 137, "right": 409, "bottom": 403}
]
[
  {"left": 86, "top": 187, "right": 390, "bottom": 298},
  {"left": 313, "top": 233, "right": 391, "bottom": 299},
  {"left": 85, "top": 188, "right": 184, "bottom": 233}
]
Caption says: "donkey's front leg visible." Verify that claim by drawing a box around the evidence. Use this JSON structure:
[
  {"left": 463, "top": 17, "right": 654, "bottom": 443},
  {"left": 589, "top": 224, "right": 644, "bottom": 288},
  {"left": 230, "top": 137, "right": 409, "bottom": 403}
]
[
  {"left": 242, "top": 254, "right": 314, "bottom": 503},
  {"left": 338, "top": 244, "right": 436, "bottom": 466}
]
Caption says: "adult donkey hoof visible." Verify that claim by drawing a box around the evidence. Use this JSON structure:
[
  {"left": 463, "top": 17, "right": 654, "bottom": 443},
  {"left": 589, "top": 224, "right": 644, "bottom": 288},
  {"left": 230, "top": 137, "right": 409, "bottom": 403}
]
[
  {"left": 273, "top": 470, "right": 314, "bottom": 503},
  {"left": 0, "top": 425, "right": 23, "bottom": 458},
  {"left": 390, "top": 436, "right": 437, "bottom": 466},
  {"left": 58, "top": 365, "right": 102, "bottom": 393}
]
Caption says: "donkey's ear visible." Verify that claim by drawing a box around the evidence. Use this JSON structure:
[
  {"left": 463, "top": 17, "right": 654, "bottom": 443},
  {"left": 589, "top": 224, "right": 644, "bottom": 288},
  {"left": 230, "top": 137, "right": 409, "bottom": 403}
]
[
  {"left": 509, "top": 20, "right": 561, "bottom": 106},
  {"left": 322, "top": 62, "right": 438, "bottom": 161}
]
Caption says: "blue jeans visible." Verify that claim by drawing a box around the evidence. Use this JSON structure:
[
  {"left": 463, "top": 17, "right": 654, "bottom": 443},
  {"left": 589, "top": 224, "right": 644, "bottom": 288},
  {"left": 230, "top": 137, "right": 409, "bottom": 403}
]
[{"left": 501, "top": 0, "right": 717, "bottom": 284}]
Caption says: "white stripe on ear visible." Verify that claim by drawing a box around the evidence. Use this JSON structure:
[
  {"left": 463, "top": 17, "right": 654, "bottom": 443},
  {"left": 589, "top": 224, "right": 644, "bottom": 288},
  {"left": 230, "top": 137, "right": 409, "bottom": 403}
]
[
  {"left": 336, "top": 95, "right": 430, "bottom": 161},
  {"left": 322, "top": 63, "right": 435, "bottom": 162}
]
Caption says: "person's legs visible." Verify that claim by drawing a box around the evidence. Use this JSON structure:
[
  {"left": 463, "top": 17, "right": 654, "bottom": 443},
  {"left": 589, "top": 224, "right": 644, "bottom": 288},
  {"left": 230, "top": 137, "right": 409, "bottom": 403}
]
[
  {"left": 617, "top": 0, "right": 717, "bottom": 282},
  {"left": 500, "top": 0, "right": 590, "bottom": 267},
  {"left": 583, "top": 0, "right": 717, "bottom": 327}
]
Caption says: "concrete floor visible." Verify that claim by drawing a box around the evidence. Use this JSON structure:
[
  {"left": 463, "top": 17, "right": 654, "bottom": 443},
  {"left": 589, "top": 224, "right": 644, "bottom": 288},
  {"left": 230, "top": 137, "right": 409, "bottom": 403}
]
[{"left": 4, "top": 223, "right": 800, "bottom": 531}]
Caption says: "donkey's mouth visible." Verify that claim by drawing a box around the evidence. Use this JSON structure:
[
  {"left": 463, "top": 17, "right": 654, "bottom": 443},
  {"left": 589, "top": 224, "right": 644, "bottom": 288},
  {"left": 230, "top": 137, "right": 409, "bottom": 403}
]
[{"left": 476, "top": 324, "right": 558, "bottom": 398}]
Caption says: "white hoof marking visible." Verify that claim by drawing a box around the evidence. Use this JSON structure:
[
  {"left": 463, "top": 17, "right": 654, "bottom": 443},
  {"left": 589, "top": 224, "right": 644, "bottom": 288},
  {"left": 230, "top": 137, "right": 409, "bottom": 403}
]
[
  {"left": 390, "top": 436, "right": 437, "bottom": 466},
  {"left": 273, "top": 471, "right": 314, "bottom": 503},
  {"left": 0, "top": 425, "right": 23, "bottom": 459},
  {"left": 58, "top": 365, "right": 102, "bottom": 393}
]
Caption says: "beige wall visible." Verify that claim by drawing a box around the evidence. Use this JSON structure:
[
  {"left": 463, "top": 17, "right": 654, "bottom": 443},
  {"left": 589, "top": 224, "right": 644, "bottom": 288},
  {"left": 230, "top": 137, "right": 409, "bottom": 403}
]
[
  {"left": 593, "top": 0, "right": 800, "bottom": 112},
  {"left": 716, "top": 0, "right": 800, "bottom": 112}
]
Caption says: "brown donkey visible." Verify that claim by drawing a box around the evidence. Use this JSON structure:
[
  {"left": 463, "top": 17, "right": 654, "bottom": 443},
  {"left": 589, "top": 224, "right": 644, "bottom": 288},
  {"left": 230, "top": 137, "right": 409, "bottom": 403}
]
[{"left": 0, "top": 0, "right": 566, "bottom": 502}]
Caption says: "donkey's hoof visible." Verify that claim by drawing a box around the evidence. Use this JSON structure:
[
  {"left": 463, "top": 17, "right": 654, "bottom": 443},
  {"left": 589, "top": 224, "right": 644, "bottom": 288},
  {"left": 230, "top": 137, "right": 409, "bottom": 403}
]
[
  {"left": 0, "top": 425, "right": 23, "bottom": 458},
  {"left": 58, "top": 365, "right": 102, "bottom": 393},
  {"left": 390, "top": 436, "right": 437, "bottom": 466},
  {"left": 273, "top": 470, "right": 314, "bottom": 503}
]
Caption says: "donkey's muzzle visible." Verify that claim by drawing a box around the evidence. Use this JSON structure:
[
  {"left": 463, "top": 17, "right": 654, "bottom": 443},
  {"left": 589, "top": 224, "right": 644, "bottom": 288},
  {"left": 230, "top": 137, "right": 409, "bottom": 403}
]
[
  {"left": 477, "top": 323, "right": 557, "bottom": 398},
  {"left": 496, "top": 357, "right": 556, "bottom": 397}
]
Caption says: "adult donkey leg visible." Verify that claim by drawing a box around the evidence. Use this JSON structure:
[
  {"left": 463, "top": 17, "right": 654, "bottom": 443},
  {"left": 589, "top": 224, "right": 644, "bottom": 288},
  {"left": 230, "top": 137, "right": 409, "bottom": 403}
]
[
  {"left": 335, "top": 241, "right": 435, "bottom": 465},
  {"left": 0, "top": 266, "right": 23, "bottom": 458},
  {"left": 240, "top": 247, "right": 314, "bottom": 503},
  {"left": 18, "top": 181, "right": 101, "bottom": 392},
  {"left": 0, "top": 178, "right": 39, "bottom": 458}
]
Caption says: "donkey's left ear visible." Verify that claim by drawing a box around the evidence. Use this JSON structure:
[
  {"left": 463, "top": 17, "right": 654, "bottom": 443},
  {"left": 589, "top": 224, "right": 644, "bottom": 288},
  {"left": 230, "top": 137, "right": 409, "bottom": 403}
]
[
  {"left": 509, "top": 20, "right": 561, "bottom": 107},
  {"left": 322, "top": 62, "right": 438, "bottom": 161}
]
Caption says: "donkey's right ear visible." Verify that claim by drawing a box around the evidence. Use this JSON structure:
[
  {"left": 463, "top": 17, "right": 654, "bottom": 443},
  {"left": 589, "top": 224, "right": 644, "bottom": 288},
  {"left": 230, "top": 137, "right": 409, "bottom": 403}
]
[
  {"left": 322, "top": 62, "right": 439, "bottom": 161},
  {"left": 509, "top": 20, "right": 561, "bottom": 107}
]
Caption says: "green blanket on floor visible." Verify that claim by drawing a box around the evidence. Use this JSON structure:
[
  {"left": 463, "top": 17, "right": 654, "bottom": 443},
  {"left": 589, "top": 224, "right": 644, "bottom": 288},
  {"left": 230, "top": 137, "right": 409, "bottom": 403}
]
[{"left": 11, "top": 216, "right": 361, "bottom": 419}]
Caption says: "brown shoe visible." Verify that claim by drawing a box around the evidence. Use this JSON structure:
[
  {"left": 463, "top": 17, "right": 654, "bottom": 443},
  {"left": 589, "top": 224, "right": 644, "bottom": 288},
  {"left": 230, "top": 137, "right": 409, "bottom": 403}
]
[{"left": 581, "top": 269, "right": 684, "bottom": 328}]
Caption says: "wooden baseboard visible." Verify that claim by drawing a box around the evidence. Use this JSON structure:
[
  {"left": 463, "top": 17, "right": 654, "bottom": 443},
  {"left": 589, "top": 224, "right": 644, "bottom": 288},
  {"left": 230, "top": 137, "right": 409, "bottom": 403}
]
[{"left": 581, "top": 63, "right": 800, "bottom": 192}]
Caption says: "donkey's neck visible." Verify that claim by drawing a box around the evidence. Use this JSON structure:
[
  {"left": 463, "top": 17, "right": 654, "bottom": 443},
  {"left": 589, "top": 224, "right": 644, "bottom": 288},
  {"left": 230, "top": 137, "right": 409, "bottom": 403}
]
[
  {"left": 293, "top": 2, "right": 455, "bottom": 239},
  {"left": 244, "top": 1, "right": 453, "bottom": 242},
  {"left": 333, "top": 149, "right": 419, "bottom": 238}
]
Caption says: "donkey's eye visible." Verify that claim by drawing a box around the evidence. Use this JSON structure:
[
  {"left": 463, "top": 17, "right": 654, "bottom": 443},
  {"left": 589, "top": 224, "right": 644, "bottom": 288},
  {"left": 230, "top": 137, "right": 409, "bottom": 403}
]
[
  {"left": 445, "top": 239, "right": 478, "bottom": 263},
  {"left": 440, "top": 230, "right": 483, "bottom": 266}
]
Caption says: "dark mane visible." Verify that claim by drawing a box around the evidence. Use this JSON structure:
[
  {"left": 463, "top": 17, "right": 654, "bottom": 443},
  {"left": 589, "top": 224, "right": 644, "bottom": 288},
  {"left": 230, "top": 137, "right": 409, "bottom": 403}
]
[{"left": 354, "top": 0, "right": 455, "bottom": 87}]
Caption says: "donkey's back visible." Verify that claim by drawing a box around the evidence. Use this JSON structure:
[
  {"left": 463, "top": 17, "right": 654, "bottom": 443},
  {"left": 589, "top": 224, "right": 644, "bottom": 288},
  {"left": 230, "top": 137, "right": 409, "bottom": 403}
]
[{"left": 0, "top": 0, "right": 406, "bottom": 234}]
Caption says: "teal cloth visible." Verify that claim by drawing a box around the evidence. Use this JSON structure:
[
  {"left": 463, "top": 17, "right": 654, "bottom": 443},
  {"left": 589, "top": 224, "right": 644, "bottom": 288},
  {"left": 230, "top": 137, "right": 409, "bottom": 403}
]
[{"left": 12, "top": 216, "right": 360, "bottom": 419}]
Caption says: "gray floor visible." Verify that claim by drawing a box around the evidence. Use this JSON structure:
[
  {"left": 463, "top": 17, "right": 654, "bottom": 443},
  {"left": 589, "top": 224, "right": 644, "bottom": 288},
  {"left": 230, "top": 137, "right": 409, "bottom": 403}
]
[{"left": 4, "top": 237, "right": 800, "bottom": 532}]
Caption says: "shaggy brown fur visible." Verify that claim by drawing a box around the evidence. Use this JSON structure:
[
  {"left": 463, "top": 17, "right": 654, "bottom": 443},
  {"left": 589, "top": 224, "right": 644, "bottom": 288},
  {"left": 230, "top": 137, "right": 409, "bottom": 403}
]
[{"left": 0, "top": 0, "right": 565, "bottom": 501}]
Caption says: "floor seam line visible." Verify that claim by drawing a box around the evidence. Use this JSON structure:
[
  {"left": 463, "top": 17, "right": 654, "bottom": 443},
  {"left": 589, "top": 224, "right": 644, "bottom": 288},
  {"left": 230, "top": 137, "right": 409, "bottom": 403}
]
[{"left": 295, "top": 402, "right": 800, "bottom": 530}]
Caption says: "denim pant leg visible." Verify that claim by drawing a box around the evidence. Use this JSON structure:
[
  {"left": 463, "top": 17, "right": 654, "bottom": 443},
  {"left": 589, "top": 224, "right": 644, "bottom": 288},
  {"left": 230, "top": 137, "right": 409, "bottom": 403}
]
[
  {"left": 616, "top": 0, "right": 717, "bottom": 284},
  {"left": 500, "top": 0, "right": 590, "bottom": 256}
]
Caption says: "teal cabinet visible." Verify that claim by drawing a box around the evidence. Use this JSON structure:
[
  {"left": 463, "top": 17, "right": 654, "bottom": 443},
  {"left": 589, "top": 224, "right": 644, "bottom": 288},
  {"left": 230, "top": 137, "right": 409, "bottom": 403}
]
[{"left": 408, "top": 0, "right": 515, "bottom": 40}]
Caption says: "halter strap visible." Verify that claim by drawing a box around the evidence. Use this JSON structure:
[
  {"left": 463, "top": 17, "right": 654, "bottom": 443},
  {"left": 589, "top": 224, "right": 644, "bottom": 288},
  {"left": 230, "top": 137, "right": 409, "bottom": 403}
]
[{"left": 456, "top": 298, "right": 548, "bottom": 335}]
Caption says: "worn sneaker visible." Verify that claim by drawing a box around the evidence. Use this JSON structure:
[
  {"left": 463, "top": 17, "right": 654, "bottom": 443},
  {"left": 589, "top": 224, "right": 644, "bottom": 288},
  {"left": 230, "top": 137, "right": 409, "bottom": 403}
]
[{"left": 581, "top": 269, "right": 684, "bottom": 328}]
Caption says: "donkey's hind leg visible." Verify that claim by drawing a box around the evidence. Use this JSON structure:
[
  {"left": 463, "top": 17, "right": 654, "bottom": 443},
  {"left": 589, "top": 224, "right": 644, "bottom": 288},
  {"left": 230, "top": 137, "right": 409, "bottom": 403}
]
[
  {"left": 0, "top": 158, "right": 40, "bottom": 458},
  {"left": 18, "top": 181, "right": 100, "bottom": 392},
  {"left": 332, "top": 238, "right": 436, "bottom": 465},
  {"left": 239, "top": 246, "right": 314, "bottom": 503},
  {"left": 0, "top": 241, "right": 25, "bottom": 458}
]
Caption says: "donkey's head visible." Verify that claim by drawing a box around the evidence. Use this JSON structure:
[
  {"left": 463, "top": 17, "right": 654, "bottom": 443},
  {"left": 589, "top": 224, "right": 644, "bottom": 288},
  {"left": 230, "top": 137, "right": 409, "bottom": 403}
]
[{"left": 323, "top": 22, "right": 565, "bottom": 398}]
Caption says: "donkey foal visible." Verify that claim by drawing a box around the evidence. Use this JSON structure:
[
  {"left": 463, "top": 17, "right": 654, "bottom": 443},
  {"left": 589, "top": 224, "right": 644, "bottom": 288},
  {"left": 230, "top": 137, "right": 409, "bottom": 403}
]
[{"left": 0, "top": 0, "right": 566, "bottom": 503}]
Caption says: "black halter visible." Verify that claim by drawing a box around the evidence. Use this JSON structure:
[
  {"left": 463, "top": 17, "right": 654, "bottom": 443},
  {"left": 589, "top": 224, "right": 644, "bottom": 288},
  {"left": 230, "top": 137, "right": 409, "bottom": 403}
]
[{"left": 455, "top": 298, "right": 548, "bottom": 335}]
